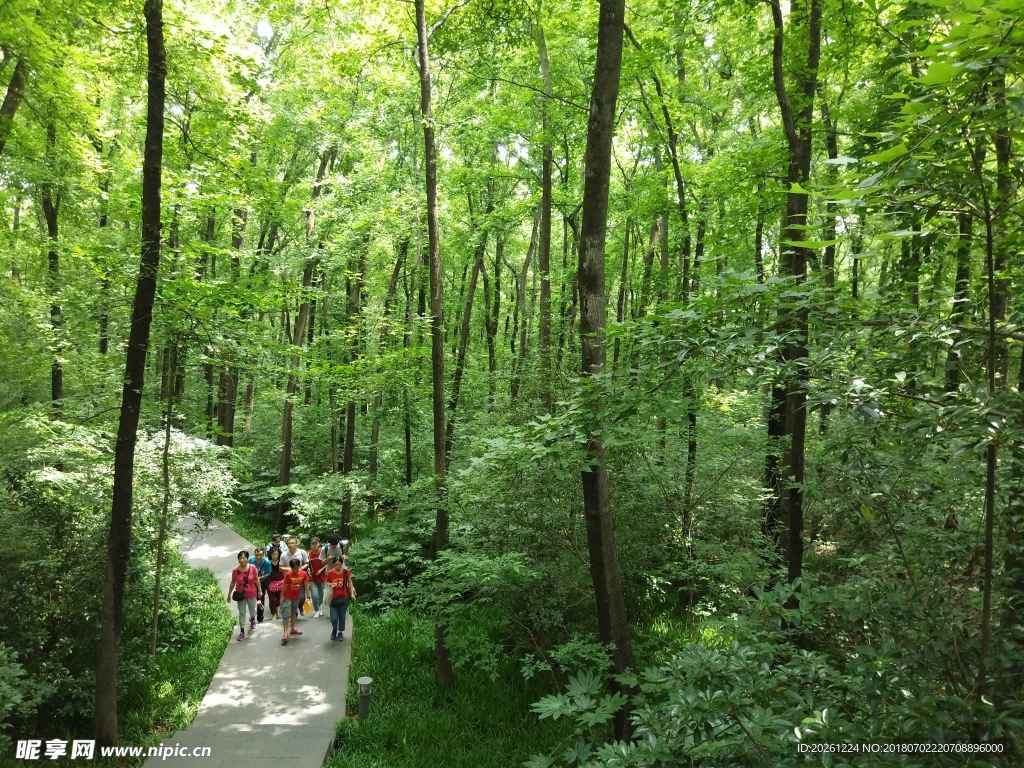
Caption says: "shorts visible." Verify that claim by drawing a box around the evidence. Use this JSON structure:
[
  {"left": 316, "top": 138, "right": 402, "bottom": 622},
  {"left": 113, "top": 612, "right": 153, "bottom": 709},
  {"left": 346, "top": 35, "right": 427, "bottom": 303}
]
[{"left": 280, "top": 597, "right": 300, "bottom": 622}]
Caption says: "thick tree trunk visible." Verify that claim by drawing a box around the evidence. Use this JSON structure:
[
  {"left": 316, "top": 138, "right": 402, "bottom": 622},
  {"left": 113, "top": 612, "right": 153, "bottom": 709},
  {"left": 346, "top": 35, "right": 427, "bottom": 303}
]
[
  {"left": 95, "top": 0, "right": 164, "bottom": 745},
  {"left": 577, "top": 0, "right": 635, "bottom": 741},
  {"left": 0, "top": 56, "right": 28, "bottom": 157},
  {"left": 416, "top": 0, "right": 452, "bottom": 687}
]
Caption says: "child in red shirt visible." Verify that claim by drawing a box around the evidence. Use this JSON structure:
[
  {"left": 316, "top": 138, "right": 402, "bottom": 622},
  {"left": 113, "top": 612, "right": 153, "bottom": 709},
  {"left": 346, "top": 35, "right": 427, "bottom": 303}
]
[{"left": 280, "top": 557, "right": 310, "bottom": 644}]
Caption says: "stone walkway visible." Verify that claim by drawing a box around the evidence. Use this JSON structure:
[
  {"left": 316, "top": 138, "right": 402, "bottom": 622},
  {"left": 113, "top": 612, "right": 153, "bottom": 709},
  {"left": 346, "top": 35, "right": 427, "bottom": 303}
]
[{"left": 144, "top": 517, "right": 351, "bottom": 768}]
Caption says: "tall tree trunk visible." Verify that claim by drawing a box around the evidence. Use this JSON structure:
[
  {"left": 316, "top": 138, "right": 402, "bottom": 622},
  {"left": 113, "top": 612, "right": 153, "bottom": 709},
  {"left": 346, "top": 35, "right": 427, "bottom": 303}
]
[
  {"left": 537, "top": 22, "right": 554, "bottom": 412},
  {"left": 98, "top": 174, "right": 112, "bottom": 354},
  {"left": 341, "top": 247, "right": 365, "bottom": 539},
  {"left": 94, "top": 0, "right": 164, "bottom": 745},
  {"left": 216, "top": 207, "right": 247, "bottom": 446},
  {"left": 510, "top": 210, "right": 540, "bottom": 403},
  {"left": 415, "top": 0, "right": 452, "bottom": 687},
  {"left": 577, "top": 0, "right": 635, "bottom": 741},
  {"left": 0, "top": 55, "right": 28, "bottom": 157},
  {"left": 445, "top": 224, "right": 486, "bottom": 462},
  {"left": 150, "top": 343, "right": 175, "bottom": 656},
  {"left": 41, "top": 122, "right": 62, "bottom": 408},
  {"left": 768, "top": 0, "right": 822, "bottom": 619},
  {"left": 276, "top": 152, "right": 329, "bottom": 530},
  {"left": 612, "top": 220, "right": 630, "bottom": 370},
  {"left": 819, "top": 100, "right": 839, "bottom": 432},
  {"left": 944, "top": 214, "right": 973, "bottom": 391},
  {"left": 369, "top": 245, "right": 407, "bottom": 514}
]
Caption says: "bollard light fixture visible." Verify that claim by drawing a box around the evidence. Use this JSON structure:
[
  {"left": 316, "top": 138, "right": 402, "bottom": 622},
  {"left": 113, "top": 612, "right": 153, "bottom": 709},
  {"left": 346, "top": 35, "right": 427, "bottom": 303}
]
[{"left": 357, "top": 676, "right": 373, "bottom": 721}]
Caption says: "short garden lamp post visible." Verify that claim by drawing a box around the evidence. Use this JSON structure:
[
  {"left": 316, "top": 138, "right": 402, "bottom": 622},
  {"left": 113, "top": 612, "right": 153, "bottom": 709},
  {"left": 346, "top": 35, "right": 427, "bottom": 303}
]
[{"left": 357, "top": 676, "right": 373, "bottom": 721}]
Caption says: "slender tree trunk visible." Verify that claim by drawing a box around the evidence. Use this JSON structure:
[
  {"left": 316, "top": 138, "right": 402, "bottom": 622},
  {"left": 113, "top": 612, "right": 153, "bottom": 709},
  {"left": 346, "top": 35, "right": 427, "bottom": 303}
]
[
  {"left": 445, "top": 227, "right": 484, "bottom": 461},
  {"left": 368, "top": 245, "right": 406, "bottom": 514},
  {"left": 416, "top": 0, "right": 452, "bottom": 687},
  {"left": 41, "top": 122, "right": 63, "bottom": 408},
  {"left": 150, "top": 343, "right": 175, "bottom": 656},
  {"left": 95, "top": 0, "right": 164, "bottom": 744},
  {"left": 945, "top": 214, "right": 973, "bottom": 391},
  {"left": 577, "top": 0, "right": 635, "bottom": 741},
  {"left": 341, "top": 247, "right": 365, "bottom": 539},
  {"left": 768, "top": 0, "right": 822, "bottom": 619},
  {"left": 276, "top": 152, "right": 329, "bottom": 530},
  {"left": 510, "top": 210, "right": 540, "bottom": 403},
  {"left": 613, "top": 220, "right": 630, "bottom": 370},
  {"left": 819, "top": 101, "right": 839, "bottom": 432},
  {"left": 537, "top": 22, "right": 554, "bottom": 412},
  {"left": 98, "top": 175, "right": 112, "bottom": 354},
  {"left": 0, "top": 56, "right": 28, "bottom": 157}
]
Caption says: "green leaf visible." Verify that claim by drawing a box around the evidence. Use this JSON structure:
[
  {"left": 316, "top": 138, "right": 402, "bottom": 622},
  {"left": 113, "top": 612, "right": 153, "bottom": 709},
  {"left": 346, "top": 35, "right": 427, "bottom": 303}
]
[
  {"left": 919, "top": 62, "right": 959, "bottom": 85},
  {"left": 860, "top": 504, "right": 872, "bottom": 520},
  {"left": 862, "top": 144, "right": 908, "bottom": 163}
]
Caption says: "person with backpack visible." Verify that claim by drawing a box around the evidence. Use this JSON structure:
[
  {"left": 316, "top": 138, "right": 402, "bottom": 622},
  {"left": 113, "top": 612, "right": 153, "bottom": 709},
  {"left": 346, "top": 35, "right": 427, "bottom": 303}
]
[
  {"left": 265, "top": 532, "right": 285, "bottom": 562},
  {"left": 326, "top": 556, "right": 356, "bottom": 641},
  {"left": 227, "top": 550, "right": 262, "bottom": 641},
  {"left": 321, "top": 533, "right": 345, "bottom": 565},
  {"left": 248, "top": 548, "right": 273, "bottom": 623}
]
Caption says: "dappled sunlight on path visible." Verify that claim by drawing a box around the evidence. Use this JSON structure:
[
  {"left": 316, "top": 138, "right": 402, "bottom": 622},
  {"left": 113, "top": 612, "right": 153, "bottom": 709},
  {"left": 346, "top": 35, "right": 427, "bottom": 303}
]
[{"left": 144, "top": 517, "right": 351, "bottom": 768}]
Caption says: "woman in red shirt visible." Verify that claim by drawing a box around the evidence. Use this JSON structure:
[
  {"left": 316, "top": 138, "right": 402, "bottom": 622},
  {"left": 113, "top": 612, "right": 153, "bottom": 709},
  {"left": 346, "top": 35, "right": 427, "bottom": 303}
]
[
  {"left": 326, "top": 556, "right": 356, "bottom": 641},
  {"left": 227, "top": 550, "right": 262, "bottom": 641}
]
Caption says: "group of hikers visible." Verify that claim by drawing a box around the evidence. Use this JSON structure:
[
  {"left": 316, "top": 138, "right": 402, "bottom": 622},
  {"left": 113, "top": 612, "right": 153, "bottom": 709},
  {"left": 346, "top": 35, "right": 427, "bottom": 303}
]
[{"left": 226, "top": 532, "right": 356, "bottom": 645}]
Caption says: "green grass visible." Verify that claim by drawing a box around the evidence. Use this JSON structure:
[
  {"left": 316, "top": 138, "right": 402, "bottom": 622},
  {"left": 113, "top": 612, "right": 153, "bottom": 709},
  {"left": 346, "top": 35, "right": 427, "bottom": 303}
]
[
  {"left": 96, "top": 556, "right": 234, "bottom": 766},
  {"left": 220, "top": 502, "right": 276, "bottom": 551},
  {"left": 331, "top": 610, "right": 571, "bottom": 768}
]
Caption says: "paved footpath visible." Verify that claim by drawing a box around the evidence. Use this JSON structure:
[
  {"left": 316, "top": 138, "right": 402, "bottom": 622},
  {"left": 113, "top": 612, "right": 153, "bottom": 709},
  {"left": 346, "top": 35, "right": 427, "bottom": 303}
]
[{"left": 144, "top": 517, "right": 351, "bottom": 768}]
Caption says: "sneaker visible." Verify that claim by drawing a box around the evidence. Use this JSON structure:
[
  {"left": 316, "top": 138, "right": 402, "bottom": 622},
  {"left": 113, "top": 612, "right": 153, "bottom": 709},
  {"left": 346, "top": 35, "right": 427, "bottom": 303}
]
[
  {"left": 237, "top": 630, "right": 245, "bottom": 641},
  {"left": 337, "top": 632, "right": 344, "bottom": 641},
  {"left": 290, "top": 628, "right": 303, "bottom": 635},
  {"left": 250, "top": 618, "right": 257, "bottom": 630},
  {"left": 330, "top": 631, "right": 337, "bottom": 641}
]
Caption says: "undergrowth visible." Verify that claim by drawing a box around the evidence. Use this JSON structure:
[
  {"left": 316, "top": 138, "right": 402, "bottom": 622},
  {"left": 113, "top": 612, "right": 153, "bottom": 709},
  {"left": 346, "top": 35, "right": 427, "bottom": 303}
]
[{"left": 331, "top": 609, "right": 570, "bottom": 768}]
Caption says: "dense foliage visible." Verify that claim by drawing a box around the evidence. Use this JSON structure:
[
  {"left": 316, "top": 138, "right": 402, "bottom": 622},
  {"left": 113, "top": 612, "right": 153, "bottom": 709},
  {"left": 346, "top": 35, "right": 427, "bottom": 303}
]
[{"left": 1, "top": 0, "right": 1022, "bottom": 763}]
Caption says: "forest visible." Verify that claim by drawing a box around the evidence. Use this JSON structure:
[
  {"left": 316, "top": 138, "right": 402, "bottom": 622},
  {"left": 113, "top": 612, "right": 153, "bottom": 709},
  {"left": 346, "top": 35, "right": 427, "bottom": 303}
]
[{"left": 0, "top": 0, "right": 1022, "bottom": 764}]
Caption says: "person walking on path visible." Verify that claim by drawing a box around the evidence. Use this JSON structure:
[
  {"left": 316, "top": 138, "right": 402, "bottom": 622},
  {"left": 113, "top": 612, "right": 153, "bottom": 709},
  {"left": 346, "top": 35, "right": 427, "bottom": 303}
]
[
  {"left": 326, "top": 556, "right": 356, "bottom": 641},
  {"left": 266, "top": 532, "right": 285, "bottom": 561},
  {"left": 227, "top": 551, "right": 262, "bottom": 640},
  {"left": 280, "top": 557, "right": 310, "bottom": 644},
  {"left": 282, "top": 536, "right": 310, "bottom": 612},
  {"left": 248, "top": 548, "right": 272, "bottom": 622},
  {"left": 321, "top": 533, "right": 345, "bottom": 565},
  {"left": 308, "top": 537, "right": 328, "bottom": 617},
  {"left": 265, "top": 548, "right": 285, "bottom": 620}
]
